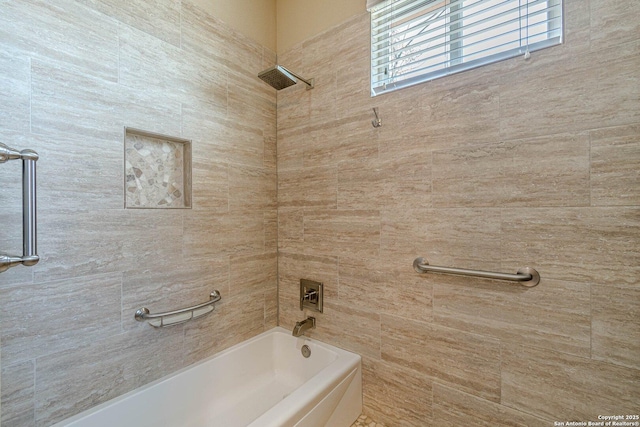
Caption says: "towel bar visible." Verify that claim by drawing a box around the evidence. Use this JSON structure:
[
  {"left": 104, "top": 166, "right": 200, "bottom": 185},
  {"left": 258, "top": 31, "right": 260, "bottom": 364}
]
[
  {"left": 413, "top": 258, "right": 540, "bottom": 287},
  {"left": 1, "top": 142, "right": 39, "bottom": 273}
]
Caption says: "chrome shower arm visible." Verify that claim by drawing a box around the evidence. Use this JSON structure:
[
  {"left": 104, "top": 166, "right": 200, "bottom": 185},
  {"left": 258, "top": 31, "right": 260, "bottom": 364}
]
[{"left": 282, "top": 67, "right": 315, "bottom": 89}]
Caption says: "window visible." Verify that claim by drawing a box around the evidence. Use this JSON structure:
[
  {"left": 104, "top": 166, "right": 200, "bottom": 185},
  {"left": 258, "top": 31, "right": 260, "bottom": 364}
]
[{"left": 369, "top": 0, "right": 563, "bottom": 96}]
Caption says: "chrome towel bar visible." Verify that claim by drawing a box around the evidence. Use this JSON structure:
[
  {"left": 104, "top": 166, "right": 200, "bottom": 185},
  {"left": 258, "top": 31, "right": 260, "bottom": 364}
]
[
  {"left": 135, "top": 290, "right": 222, "bottom": 327},
  {"left": 1, "top": 142, "right": 39, "bottom": 273},
  {"left": 413, "top": 257, "right": 540, "bottom": 287}
]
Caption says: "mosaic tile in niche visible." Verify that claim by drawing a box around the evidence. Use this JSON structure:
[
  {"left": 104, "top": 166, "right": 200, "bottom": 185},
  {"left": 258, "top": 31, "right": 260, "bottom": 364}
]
[{"left": 124, "top": 128, "right": 191, "bottom": 209}]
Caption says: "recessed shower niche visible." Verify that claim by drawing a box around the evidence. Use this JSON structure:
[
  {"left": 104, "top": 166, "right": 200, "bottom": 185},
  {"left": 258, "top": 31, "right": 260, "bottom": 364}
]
[{"left": 124, "top": 128, "right": 192, "bottom": 209}]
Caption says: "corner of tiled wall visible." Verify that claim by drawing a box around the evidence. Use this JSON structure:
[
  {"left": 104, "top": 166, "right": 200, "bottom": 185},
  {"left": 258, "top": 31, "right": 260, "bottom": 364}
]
[{"left": 276, "top": 0, "right": 640, "bottom": 425}]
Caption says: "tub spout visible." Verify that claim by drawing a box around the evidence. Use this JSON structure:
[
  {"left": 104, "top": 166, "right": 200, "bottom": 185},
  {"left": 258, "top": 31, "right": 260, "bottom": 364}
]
[{"left": 292, "top": 317, "right": 316, "bottom": 337}]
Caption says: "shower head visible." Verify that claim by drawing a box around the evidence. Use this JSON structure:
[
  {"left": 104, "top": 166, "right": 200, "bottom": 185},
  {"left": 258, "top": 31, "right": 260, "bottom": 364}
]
[{"left": 258, "top": 65, "right": 314, "bottom": 90}]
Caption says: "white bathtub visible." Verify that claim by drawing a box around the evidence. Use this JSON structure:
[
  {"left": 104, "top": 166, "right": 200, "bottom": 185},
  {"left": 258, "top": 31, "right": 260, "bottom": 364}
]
[{"left": 53, "top": 327, "right": 362, "bottom": 427}]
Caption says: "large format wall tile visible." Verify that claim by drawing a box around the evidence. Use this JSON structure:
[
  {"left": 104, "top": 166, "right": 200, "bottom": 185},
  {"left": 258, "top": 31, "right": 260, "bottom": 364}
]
[
  {"left": 229, "top": 251, "right": 277, "bottom": 298},
  {"left": 337, "top": 158, "right": 384, "bottom": 210},
  {"left": 502, "top": 345, "right": 640, "bottom": 421},
  {"left": 0, "top": 0, "right": 119, "bottom": 81},
  {"left": 335, "top": 49, "right": 373, "bottom": 117},
  {"left": 590, "top": 0, "right": 640, "bottom": 51},
  {"left": 264, "top": 282, "right": 278, "bottom": 328},
  {"left": 1, "top": 273, "right": 122, "bottom": 364},
  {"left": 590, "top": 124, "right": 640, "bottom": 206},
  {"left": 2, "top": 0, "right": 638, "bottom": 424},
  {"left": 362, "top": 357, "right": 433, "bottom": 427},
  {"left": 339, "top": 255, "right": 433, "bottom": 323},
  {"left": 276, "top": 126, "right": 307, "bottom": 170},
  {"left": 379, "top": 209, "right": 431, "bottom": 266},
  {"left": 378, "top": 151, "right": 432, "bottom": 211},
  {"left": 432, "top": 383, "right": 549, "bottom": 427},
  {"left": 305, "top": 116, "right": 379, "bottom": 167},
  {"left": 381, "top": 208, "right": 502, "bottom": 271},
  {"left": 183, "top": 293, "right": 265, "bottom": 365},
  {"left": 228, "top": 164, "right": 277, "bottom": 212},
  {"left": 338, "top": 151, "right": 431, "bottom": 211},
  {"left": 382, "top": 315, "right": 502, "bottom": 402},
  {"left": 119, "top": 25, "right": 208, "bottom": 105},
  {"left": 500, "top": 39, "right": 639, "bottom": 141},
  {"left": 303, "top": 210, "right": 380, "bottom": 257},
  {"left": 229, "top": 83, "right": 276, "bottom": 151},
  {"left": 33, "top": 209, "right": 184, "bottom": 282},
  {"left": 0, "top": 0, "right": 277, "bottom": 423},
  {"left": 1, "top": 361, "right": 35, "bottom": 427},
  {"left": 433, "top": 133, "right": 591, "bottom": 208},
  {"left": 179, "top": 1, "right": 230, "bottom": 62},
  {"left": 31, "top": 61, "right": 182, "bottom": 141},
  {"left": 183, "top": 210, "right": 265, "bottom": 259},
  {"left": 0, "top": 49, "right": 30, "bottom": 133},
  {"left": 415, "top": 82, "right": 501, "bottom": 150},
  {"left": 432, "top": 144, "right": 506, "bottom": 208},
  {"left": 277, "top": 208, "right": 304, "bottom": 253},
  {"left": 501, "top": 207, "right": 640, "bottom": 286},
  {"left": 78, "top": 0, "right": 181, "bottom": 47},
  {"left": 183, "top": 107, "right": 265, "bottom": 168},
  {"left": 591, "top": 284, "right": 640, "bottom": 370},
  {"left": 589, "top": 40, "right": 640, "bottom": 131},
  {"left": 434, "top": 278, "right": 591, "bottom": 357},
  {"left": 34, "top": 328, "right": 185, "bottom": 426},
  {"left": 31, "top": 61, "right": 122, "bottom": 140},
  {"left": 307, "top": 302, "right": 381, "bottom": 359},
  {"left": 0, "top": 131, "right": 124, "bottom": 213},
  {"left": 191, "top": 159, "right": 229, "bottom": 212},
  {"left": 264, "top": 210, "right": 278, "bottom": 253},
  {"left": 278, "top": 4, "right": 640, "bottom": 426},
  {"left": 275, "top": 45, "right": 310, "bottom": 132},
  {"left": 278, "top": 166, "right": 338, "bottom": 209},
  {"left": 119, "top": 22, "right": 232, "bottom": 112},
  {"left": 40, "top": 139, "right": 123, "bottom": 210},
  {"left": 498, "top": 65, "right": 591, "bottom": 141}
]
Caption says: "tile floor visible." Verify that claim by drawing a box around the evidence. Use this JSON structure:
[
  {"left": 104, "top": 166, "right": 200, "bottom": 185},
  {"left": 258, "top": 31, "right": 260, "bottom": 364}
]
[{"left": 351, "top": 414, "right": 386, "bottom": 427}]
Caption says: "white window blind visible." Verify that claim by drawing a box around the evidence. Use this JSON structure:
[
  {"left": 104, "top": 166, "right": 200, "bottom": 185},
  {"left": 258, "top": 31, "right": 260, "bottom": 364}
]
[{"left": 370, "top": 0, "right": 563, "bottom": 96}]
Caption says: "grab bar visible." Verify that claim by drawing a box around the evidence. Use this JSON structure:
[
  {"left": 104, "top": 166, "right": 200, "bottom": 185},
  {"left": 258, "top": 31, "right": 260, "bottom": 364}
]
[
  {"left": 135, "top": 290, "right": 222, "bottom": 327},
  {"left": 413, "top": 257, "right": 540, "bottom": 287},
  {"left": 1, "top": 143, "right": 39, "bottom": 273}
]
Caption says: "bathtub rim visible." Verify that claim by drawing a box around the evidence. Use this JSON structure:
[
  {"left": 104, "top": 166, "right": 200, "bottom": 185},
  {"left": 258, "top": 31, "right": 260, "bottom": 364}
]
[{"left": 52, "top": 326, "right": 362, "bottom": 427}]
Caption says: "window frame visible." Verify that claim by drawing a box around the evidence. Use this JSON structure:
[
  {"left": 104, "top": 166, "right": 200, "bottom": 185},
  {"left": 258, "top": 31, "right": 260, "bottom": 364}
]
[{"left": 370, "top": 0, "right": 564, "bottom": 96}]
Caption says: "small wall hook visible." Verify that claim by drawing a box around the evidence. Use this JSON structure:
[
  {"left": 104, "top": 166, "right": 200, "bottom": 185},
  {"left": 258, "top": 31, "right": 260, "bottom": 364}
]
[{"left": 372, "top": 108, "right": 382, "bottom": 128}]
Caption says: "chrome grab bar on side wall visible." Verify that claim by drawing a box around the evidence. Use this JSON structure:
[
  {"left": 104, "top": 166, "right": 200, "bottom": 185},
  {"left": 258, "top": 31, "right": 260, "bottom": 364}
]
[
  {"left": 1, "top": 142, "right": 39, "bottom": 273},
  {"left": 135, "top": 290, "right": 222, "bottom": 328},
  {"left": 413, "top": 257, "right": 540, "bottom": 287}
]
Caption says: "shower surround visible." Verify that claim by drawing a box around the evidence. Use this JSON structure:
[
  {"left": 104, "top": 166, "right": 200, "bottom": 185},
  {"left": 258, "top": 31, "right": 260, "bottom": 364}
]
[
  {"left": 0, "top": 0, "right": 638, "bottom": 426},
  {"left": 0, "top": 0, "right": 277, "bottom": 425},
  {"left": 276, "top": 0, "right": 640, "bottom": 425}
]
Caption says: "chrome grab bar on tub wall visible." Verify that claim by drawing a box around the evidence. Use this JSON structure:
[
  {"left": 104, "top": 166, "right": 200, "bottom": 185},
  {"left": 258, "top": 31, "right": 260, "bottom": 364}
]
[
  {"left": 413, "top": 257, "right": 540, "bottom": 287},
  {"left": 1, "top": 142, "right": 39, "bottom": 273},
  {"left": 135, "top": 290, "right": 222, "bottom": 328}
]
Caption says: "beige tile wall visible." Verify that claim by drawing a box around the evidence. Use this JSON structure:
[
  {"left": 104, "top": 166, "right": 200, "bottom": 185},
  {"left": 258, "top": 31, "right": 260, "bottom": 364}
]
[
  {"left": 2, "top": 0, "right": 638, "bottom": 425},
  {"left": 277, "top": 1, "right": 640, "bottom": 425},
  {"left": 0, "top": 0, "right": 276, "bottom": 425}
]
